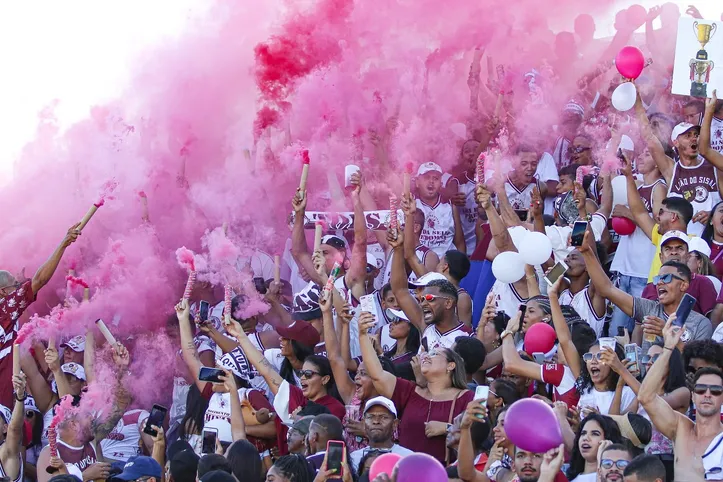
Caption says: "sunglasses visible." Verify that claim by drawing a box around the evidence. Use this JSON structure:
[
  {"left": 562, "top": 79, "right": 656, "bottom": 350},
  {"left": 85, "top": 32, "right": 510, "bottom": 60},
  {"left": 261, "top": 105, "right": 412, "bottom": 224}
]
[
  {"left": 694, "top": 384, "right": 723, "bottom": 396},
  {"left": 583, "top": 352, "right": 603, "bottom": 362},
  {"left": 299, "top": 370, "right": 321, "bottom": 380},
  {"left": 601, "top": 459, "right": 630, "bottom": 470},
  {"left": 640, "top": 354, "right": 661, "bottom": 364},
  {"left": 421, "top": 294, "right": 452, "bottom": 302},
  {"left": 653, "top": 273, "right": 685, "bottom": 285},
  {"left": 568, "top": 146, "right": 591, "bottom": 154}
]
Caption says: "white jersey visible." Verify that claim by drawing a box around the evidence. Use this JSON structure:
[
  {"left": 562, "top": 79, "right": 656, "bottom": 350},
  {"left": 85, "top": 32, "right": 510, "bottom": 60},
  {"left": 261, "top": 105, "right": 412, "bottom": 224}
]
[
  {"left": 264, "top": 348, "right": 302, "bottom": 388},
  {"left": 449, "top": 173, "right": 478, "bottom": 254},
  {"left": 218, "top": 332, "right": 269, "bottom": 393},
  {"left": 204, "top": 388, "right": 260, "bottom": 443},
  {"left": 416, "top": 197, "right": 455, "bottom": 258},
  {"left": 382, "top": 245, "right": 434, "bottom": 286},
  {"left": 100, "top": 409, "right": 150, "bottom": 462},
  {"left": 504, "top": 176, "right": 538, "bottom": 212},
  {"left": 0, "top": 452, "right": 22, "bottom": 482},
  {"left": 490, "top": 281, "right": 527, "bottom": 318},
  {"left": 711, "top": 115, "right": 723, "bottom": 154},
  {"left": 368, "top": 243, "right": 387, "bottom": 291},
  {"left": 667, "top": 159, "right": 721, "bottom": 236},
  {"left": 334, "top": 276, "right": 361, "bottom": 358},
  {"left": 421, "top": 323, "right": 471, "bottom": 352},
  {"left": 171, "top": 335, "right": 215, "bottom": 426},
  {"left": 558, "top": 286, "right": 606, "bottom": 337}
]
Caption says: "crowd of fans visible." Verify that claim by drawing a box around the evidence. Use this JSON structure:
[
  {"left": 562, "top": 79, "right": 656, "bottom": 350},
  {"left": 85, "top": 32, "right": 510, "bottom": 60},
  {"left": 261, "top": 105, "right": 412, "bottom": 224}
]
[{"left": 2, "top": 3, "right": 723, "bottom": 482}]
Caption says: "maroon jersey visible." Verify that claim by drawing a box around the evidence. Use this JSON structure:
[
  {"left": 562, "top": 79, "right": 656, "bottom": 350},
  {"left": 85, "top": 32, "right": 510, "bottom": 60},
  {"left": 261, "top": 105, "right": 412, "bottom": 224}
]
[
  {"left": 56, "top": 439, "right": 97, "bottom": 474},
  {"left": 0, "top": 281, "right": 35, "bottom": 407},
  {"left": 637, "top": 179, "right": 666, "bottom": 213}
]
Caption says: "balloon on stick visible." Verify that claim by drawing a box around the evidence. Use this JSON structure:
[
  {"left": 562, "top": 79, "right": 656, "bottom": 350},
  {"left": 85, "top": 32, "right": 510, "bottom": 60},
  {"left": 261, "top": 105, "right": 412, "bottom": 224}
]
[
  {"left": 504, "top": 398, "right": 564, "bottom": 453},
  {"left": 492, "top": 251, "right": 526, "bottom": 284},
  {"left": 615, "top": 46, "right": 645, "bottom": 80},
  {"left": 611, "top": 82, "right": 637, "bottom": 112}
]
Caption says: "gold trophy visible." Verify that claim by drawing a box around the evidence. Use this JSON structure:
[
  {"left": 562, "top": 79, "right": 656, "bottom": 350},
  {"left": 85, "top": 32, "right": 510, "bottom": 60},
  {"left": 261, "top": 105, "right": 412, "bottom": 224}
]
[{"left": 690, "top": 21, "right": 717, "bottom": 97}]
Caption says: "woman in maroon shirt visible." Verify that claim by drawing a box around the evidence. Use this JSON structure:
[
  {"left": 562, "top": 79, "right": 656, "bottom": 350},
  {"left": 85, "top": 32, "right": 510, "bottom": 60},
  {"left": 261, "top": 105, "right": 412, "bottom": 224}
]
[{"left": 358, "top": 311, "right": 473, "bottom": 464}]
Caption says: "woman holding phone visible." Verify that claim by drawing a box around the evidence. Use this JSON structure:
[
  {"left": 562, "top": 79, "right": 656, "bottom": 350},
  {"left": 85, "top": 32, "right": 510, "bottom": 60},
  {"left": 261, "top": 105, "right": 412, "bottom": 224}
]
[{"left": 358, "top": 310, "right": 472, "bottom": 464}]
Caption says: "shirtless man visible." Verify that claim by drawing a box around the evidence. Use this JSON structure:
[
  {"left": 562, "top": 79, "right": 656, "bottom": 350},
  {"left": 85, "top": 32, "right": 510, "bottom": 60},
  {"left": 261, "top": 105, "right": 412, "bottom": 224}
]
[{"left": 638, "top": 316, "right": 723, "bottom": 481}]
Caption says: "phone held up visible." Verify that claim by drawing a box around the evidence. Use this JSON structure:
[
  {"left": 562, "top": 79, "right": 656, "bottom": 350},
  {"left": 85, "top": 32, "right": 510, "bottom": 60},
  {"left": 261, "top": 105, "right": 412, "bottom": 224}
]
[
  {"left": 570, "top": 221, "right": 587, "bottom": 247},
  {"left": 143, "top": 404, "right": 168, "bottom": 437},
  {"left": 202, "top": 427, "right": 218, "bottom": 455},
  {"left": 326, "top": 440, "right": 345, "bottom": 478}
]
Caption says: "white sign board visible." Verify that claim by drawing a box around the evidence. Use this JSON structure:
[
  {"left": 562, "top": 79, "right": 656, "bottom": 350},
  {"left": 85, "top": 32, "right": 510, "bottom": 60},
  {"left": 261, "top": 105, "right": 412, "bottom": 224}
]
[{"left": 672, "top": 17, "right": 723, "bottom": 99}]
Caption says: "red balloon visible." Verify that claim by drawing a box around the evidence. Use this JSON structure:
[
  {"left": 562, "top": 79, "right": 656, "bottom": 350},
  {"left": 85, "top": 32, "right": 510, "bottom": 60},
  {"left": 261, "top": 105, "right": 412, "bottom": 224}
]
[
  {"left": 612, "top": 216, "right": 636, "bottom": 236},
  {"left": 524, "top": 322, "right": 556, "bottom": 355},
  {"left": 369, "top": 453, "right": 402, "bottom": 480},
  {"left": 615, "top": 46, "right": 645, "bottom": 80}
]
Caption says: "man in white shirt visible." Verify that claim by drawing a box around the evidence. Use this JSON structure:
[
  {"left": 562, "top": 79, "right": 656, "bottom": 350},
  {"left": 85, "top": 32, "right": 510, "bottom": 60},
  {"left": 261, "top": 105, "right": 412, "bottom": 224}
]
[
  {"left": 415, "top": 162, "right": 465, "bottom": 257},
  {"left": 349, "top": 396, "right": 413, "bottom": 472}
]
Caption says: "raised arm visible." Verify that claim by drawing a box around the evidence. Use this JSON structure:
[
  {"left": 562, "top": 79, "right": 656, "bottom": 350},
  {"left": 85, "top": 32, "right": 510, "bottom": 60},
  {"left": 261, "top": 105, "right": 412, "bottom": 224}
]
[
  {"left": 501, "top": 312, "right": 545, "bottom": 382},
  {"left": 358, "top": 312, "right": 397, "bottom": 399},
  {"left": 290, "top": 189, "right": 323, "bottom": 285},
  {"left": 320, "top": 292, "right": 355, "bottom": 403},
  {"left": 45, "top": 344, "right": 72, "bottom": 399},
  {"left": 20, "top": 347, "right": 56, "bottom": 413},
  {"left": 31, "top": 224, "right": 80, "bottom": 295},
  {"left": 84, "top": 329, "right": 96, "bottom": 385},
  {"left": 638, "top": 317, "right": 686, "bottom": 440},
  {"left": 452, "top": 205, "right": 466, "bottom": 254},
  {"left": 0, "top": 373, "right": 28, "bottom": 479},
  {"left": 401, "top": 193, "right": 429, "bottom": 277},
  {"left": 176, "top": 299, "right": 210, "bottom": 393},
  {"left": 622, "top": 156, "right": 656, "bottom": 240},
  {"left": 226, "top": 319, "right": 285, "bottom": 395},
  {"left": 579, "top": 230, "right": 634, "bottom": 316},
  {"left": 477, "top": 184, "right": 516, "bottom": 253},
  {"left": 458, "top": 401, "right": 488, "bottom": 482},
  {"left": 635, "top": 93, "right": 674, "bottom": 183},
  {"left": 346, "top": 173, "right": 369, "bottom": 298},
  {"left": 700, "top": 90, "right": 723, "bottom": 168},
  {"left": 93, "top": 344, "right": 132, "bottom": 442},
  {"left": 548, "top": 278, "right": 582, "bottom": 378},
  {"left": 219, "top": 370, "right": 247, "bottom": 441},
  {"left": 388, "top": 229, "right": 425, "bottom": 332}
]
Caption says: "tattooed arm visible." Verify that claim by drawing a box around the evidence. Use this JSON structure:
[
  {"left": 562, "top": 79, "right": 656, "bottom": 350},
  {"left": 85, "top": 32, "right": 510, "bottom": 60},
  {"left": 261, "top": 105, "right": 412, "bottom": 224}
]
[
  {"left": 225, "top": 320, "right": 285, "bottom": 395},
  {"left": 175, "top": 300, "right": 210, "bottom": 393},
  {"left": 93, "top": 344, "right": 132, "bottom": 443}
]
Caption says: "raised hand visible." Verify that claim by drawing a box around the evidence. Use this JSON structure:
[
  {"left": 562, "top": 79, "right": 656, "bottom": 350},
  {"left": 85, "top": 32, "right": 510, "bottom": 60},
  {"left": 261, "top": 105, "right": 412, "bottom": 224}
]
[
  {"left": 387, "top": 227, "right": 404, "bottom": 249},
  {"left": 175, "top": 298, "right": 190, "bottom": 321},
  {"left": 226, "top": 319, "right": 245, "bottom": 340},
  {"left": 12, "top": 372, "right": 27, "bottom": 398},
  {"left": 461, "top": 400, "right": 488, "bottom": 429},
  {"left": 506, "top": 310, "right": 522, "bottom": 333},
  {"left": 401, "top": 192, "right": 416, "bottom": 216},
  {"left": 706, "top": 89, "right": 718, "bottom": 112},
  {"left": 662, "top": 315, "right": 685, "bottom": 348},
  {"left": 62, "top": 223, "right": 82, "bottom": 249},
  {"left": 45, "top": 346, "right": 60, "bottom": 373},
  {"left": 358, "top": 311, "right": 376, "bottom": 336},
  {"left": 112, "top": 343, "right": 130, "bottom": 368},
  {"left": 685, "top": 5, "right": 703, "bottom": 19},
  {"left": 475, "top": 184, "right": 492, "bottom": 209},
  {"left": 218, "top": 367, "right": 238, "bottom": 393},
  {"left": 530, "top": 186, "right": 543, "bottom": 218},
  {"left": 319, "top": 288, "right": 333, "bottom": 313},
  {"left": 292, "top": 188, "right": 307, "bottom": 214}
]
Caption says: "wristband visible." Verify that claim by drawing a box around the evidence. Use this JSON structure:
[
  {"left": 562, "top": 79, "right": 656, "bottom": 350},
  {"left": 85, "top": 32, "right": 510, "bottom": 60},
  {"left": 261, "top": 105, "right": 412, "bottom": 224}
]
[
  {"left": 14, "top": 392, "right": 27, "bottom": 402},
  {"left": 663, "top": 346, "right": 674, "bottom": 351}
]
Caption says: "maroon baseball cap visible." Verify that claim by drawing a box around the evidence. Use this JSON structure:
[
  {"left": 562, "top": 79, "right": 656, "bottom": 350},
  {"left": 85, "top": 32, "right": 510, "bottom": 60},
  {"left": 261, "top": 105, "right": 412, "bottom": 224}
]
[{"left": 277, "top": 321, "right": 321, "bottom": 348}]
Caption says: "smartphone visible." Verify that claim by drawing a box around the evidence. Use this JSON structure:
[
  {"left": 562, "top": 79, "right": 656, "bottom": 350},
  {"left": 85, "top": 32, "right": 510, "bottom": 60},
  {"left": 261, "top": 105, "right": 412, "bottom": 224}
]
[
  {"left": 198, "top": 367, "right": 225, "bottom": 383},
  {"left": 514, "top": 209, "right": 528, "bottom": 222},
  {"left": 474, "top": 385, "right": 489, "bottom": 402},
  {"left": 544, "top": 261, "right": 568, "bottom": 287},
  {"left": 253, "top": 277, "right": 267, "bottom": 295},
  {"left": 617, "top": 326, "right": 625, "bottom": 337},
  {"left": 533, "top": 352, "right": 545, "bottom": 364},
  {"left": 326, "top": 440, "right": 345, "bottom": 478},
  {"left": 421, "top": 337, "right": 429, "bottom": 352},
  {"left": 143, "top": 404, "right": 168, "bottom": 437},
  {"left": 674, "top": 293, "right": 696, "bottom": 327},
  {"left": 198, "top": 301, "right": 210, "bottom": 323},
  {"left": 518, "top": 304, "right": 527, "bottom": 329},
  {"left": 616, "top": 148, "right": 626, "bottom": 162},
  {"left": 624, "top": 344, "right": 641, "bottom": 376},
  {"left": 359, "top": 294, "right": 375, "bottom": 315},
  {"left": 570, "top": 221, "right": 588, "bottom": 247},
  {"left": 202, "top": 428, "right": 218, "bottom": 455}
]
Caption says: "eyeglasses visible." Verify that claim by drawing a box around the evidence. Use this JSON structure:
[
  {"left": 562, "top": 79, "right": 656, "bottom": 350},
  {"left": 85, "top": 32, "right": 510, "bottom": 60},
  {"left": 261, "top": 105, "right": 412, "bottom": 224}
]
[
  {"left": 694, "top": 384, "right": 723, "bottom": 396},
  {"left": 582, "top": 352, "right": 603, "bottom": 362},
  {"left": 364, "top": 414, "right": 394, "bottom": 423},
  {"left": 601, "top": 459, "right": 630, "bottom": 470},
  {"left": 420, "top": 294, "right": 452, "bottom": 302},
  {"left": 653, "top": 273, "right": 685, "bottom": 285},
  {"left": 640, "top": 354, "right": 661, "bottom": 364},
  {"left": 299, "top": 370, "right": 321, "bottom": 380},
  {"left": 568, "top": 146, "right": 591, "bottom": 154}
]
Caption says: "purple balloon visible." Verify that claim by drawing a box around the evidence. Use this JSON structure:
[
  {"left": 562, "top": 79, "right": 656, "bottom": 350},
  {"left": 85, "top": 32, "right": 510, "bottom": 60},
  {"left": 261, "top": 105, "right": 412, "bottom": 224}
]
[
  {"left": 395, "top": 453, "right": 447, "bottom": 482},
  {"left": 505, "top": 398, "right": 563, "bottom": 453}
]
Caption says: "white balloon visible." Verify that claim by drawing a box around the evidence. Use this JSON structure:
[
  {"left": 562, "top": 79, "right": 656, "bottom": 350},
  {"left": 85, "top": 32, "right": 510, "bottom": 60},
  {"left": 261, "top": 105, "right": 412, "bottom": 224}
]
[
  {"left": 611, "top": 175, "right": 628, "bottom": 206},
  {"left": 519, "top": 232, "right": 553, "bottom": 265},
  {"left": 611, "top": 82, "right": 637, "bottom": 112},
  {"left": 508, "top": 226, "right": 528, "bottom": 250},
  {"left": 492, "top": 251, "right": 526, "bottom": 284},
  {"left": 450, "top": 122, "right": 467, "bottom": 140}
]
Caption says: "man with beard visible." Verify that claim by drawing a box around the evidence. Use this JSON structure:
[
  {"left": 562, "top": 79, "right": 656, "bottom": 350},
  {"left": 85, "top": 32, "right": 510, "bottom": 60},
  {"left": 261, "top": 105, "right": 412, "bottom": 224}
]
[
  {"left": 503, "top": 145, "right": 558, "bottom": 215},
  {"left": 639, "top": 318, "right": 723, "bottom": 481},
  {"left": 597, "top": 443, "right": 634, "bottom": 482},
  {"left": 389, "top": 229, "right": 468, "bottom": 351},
  {"left": 636, "top": 94, "right": 720, "bottom": 236},
  {"left": 348, "top": 397, "right": 412, "bottom": 472}
]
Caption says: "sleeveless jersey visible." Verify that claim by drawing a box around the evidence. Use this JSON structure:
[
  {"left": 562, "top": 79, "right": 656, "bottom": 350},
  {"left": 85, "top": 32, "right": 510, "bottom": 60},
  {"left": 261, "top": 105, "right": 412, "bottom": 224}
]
[
  {"left": 711, "top": 116, "right": 723, "bottom": 153},
  {"left": 416, "top": 197, "right": 455, "bottom": 258},
  {"left": 421, "top": 323, "right": 471, "bottom": 352},
  {"left": 638, "top": 179, "right": 666, "bottom": 213},
  {"left": 456, "top": 287, "right": 473, "bottom": 322},
  {"left": 552, "top": 136, "right": 572, "bottom": 169},
  {"left": 56, "top": 439, "right": 97, "bottom": 474},
  {"left": 100, "top": 409, "right": 150, "bottom": 462},
  {"left": 667, "top": 160, "right": 720, "bottom": 236},
  {"left": 218, "top": 333, "right": 267, "bottom": 393},
  {"left": 489, "top": 281, "right": 527, "bottom": 318},
  {"left": 382, "top": 245, "right": 433, "bottom": 286},
  {"left": 558, "top": 286, "right": 606, "bottom": 337},
  {"left": 449, "top": 173, "right": 478, "bottom": 254},
  {"left": 334, "top": 276, "right": 361, "bottom": 359},
  {"left": 0, "top": 452, "right": 22, "bottom": 482},
  {"left": 503, "top": 176, "right": 538, "bottom": 211}
]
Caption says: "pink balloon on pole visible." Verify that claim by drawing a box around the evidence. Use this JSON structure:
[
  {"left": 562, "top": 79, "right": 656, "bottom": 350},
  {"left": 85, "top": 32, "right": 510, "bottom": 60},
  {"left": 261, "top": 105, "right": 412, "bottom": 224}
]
[
  {"left": 615, "top": 46, "right": 645, "bottom": 80},
  {"left": 395, "top": 453, "right": 447, "bottom": 482},
  {"left": 524, "top": 322, "right": 557, "bottom": 354},
  {"left": 369, "top": 453, "right": 402, "bottom": 480},
  {"left": 612, "top": 217, "right": 636, "bottom": 236},
  {"left": 505, "top": 399, "right": 563, "bottom": 453}
]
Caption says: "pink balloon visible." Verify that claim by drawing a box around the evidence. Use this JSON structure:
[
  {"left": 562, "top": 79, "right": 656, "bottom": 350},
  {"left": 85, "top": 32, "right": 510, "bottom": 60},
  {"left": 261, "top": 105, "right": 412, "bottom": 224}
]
[
  {"left": 615, "top": 46, "right": 645, "bottom": 80},
  {"left": 612, "top": 216, "right": 636, "bottom": 236},
  {"left": 524, "top": 322, "right": 557, "bottom": 354},
  {"left": 369, "top": 453, "right": 402, "bottom": 480},
  {"left": 505, "top": 399, "right": 563, "bottom": 453},
  {"left": 395, "top": 453, "right": 447, "bottom": 482}
]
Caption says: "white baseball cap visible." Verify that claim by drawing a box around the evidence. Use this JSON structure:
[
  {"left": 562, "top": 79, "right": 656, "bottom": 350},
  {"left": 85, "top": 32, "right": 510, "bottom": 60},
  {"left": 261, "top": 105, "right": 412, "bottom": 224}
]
[
  {"left": 61, "top": 362, "right": 86, "bottom": 381},
  {"left": 0, "top": 404, "right": 11, "bottom": 424},
  {"left": 688, "top": 237, "right": 712, "bottom": 257},
  {"left": 386, "top": 308, "right": 409, "bottom": 322},
  {"left": 204, "top": 417, "right": 234, "bottom": 443},
  {"left": 366, "top": 252, "right": 381, "bottom": 269},
  {"left": 417, "top": 162, "right": 443, "bottom": 176},
  {"left": 618, "top": 135, "right": 634, "bottom": 152},
  {"left": 409, "top": 272, "right": 447, "bottom": 287},
  {"left": 61, "top": 335, "right": 86, "bottom": 353},
  {"left": 363, "top": 396, "right": 398, "bottom": 417},
  {"left": 670, "top": 122, "right": 700, "bottom": 142},
  {"left": 660, "top": 230, "right": 690, "bottom": 247}
]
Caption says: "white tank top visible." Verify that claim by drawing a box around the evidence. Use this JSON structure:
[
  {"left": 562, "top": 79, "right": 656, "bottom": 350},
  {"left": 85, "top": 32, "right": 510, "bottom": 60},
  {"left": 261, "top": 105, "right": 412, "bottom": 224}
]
[
  {"left": 100, "top": 409, "right": 150, "bottom": 462},
  {"left": 711, "top": 116, "right": 723, "bottom": 154},
  {"left": 217, "top": 332, "right": 268, "bottom": 393},
  {"left": 421, "top": 323, "right": 470, "bottom": 351},
  {"left": 382, "top": 245, "right": 433, "bottom": 286},
  {"left": 450, "top": 174, "right": 478, "bottom": 254},
  {"left": 416, "top": 197, "right": 455, "bottom": 258},
  {"left": 490, "top": 281, "right": 527, "bottom": 318},
  {"left": 558, "top": 286, "right": 606, "bottom": 337},
  {"left": 0, "top": 452, "right": 23, "bottom": 482},
  {"left": 504, "top": 176, "right": 538, "bottom": 211}
]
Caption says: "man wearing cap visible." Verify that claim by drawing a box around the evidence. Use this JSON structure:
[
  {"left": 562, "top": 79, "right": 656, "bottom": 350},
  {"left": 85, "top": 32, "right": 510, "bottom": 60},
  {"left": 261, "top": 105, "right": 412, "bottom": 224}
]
[
  {"left": 0, "top": 224, "right": 81, "bottom": 407},
  {"left": 349, "top": 396, "right": 412, "bottom": 472},
  {"left": 578, "top": 230, "right": 712, "bottom": 355},
  {"left": 112, "top": 455, "right": 162, "bottom": 482},
  {"left": 636, "top": 93, "right": 720, "bottom": 236},
  {"left": 0, "top": 373, "right": 27, "bottom": 482},
  {"left": 414, "top": 161, "right": 465, "bottom": 258},
  {"left": 168, "top": 447, "right": 199, "bottom": 482},
  {"left": 286, "top": 415, "right": 314, "bottom": 455},
  {"left": 46, "top": 338, "right": 87, "bottom": 399},
  {"left": 640, "top": 231, "right": 717, "bottom": 317},
  {"left": 60, "top": 336, "right": 85, "bottom": 365}
]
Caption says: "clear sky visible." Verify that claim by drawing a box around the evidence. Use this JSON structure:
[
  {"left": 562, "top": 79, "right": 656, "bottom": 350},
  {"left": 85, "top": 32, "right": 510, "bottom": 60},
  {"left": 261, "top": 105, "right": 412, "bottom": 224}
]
[{"left": 0, "top": 0, "right": 720, "bottom": 186}]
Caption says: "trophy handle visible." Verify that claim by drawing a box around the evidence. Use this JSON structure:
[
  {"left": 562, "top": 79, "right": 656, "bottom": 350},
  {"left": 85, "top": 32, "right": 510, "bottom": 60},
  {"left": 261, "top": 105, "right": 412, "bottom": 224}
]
[
  {"left": 711, "top": 23, "right": 718, "bottom": 37},
  {"left": 693, "top": 21, "right": 699, "bottom": 35}
]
